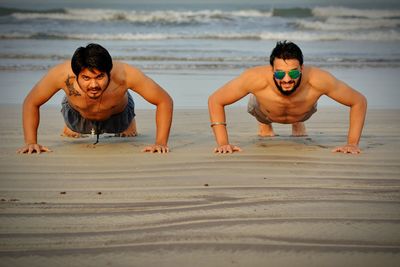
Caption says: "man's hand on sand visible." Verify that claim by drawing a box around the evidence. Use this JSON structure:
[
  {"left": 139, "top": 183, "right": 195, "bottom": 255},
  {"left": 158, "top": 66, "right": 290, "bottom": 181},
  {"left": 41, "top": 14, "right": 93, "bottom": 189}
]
[
  {"left": 214, "top": 144, "right": 242, "bottom": 154},
  {"left": 142, "top": 144, "right": 170, "bottom": 153},
  {"left": 332, "top": 144, "right": 361, "bottom": 154},
  {"left": 17, "top": 144, "right": 52, "bottom": 154}
]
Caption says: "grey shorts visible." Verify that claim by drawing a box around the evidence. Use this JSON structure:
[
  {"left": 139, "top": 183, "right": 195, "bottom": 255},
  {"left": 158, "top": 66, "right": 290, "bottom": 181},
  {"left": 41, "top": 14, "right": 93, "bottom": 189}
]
[
  {"left": 61, "top": 93, "right": 135, "bottom": 134},
  {"left": 247, "top": 95, "right": 317, "bottom": 124}
]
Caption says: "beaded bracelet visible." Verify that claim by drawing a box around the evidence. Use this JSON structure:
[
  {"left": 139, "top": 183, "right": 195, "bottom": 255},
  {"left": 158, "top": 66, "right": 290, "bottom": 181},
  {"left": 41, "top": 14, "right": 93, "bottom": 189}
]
[{"left": 210, "top": 122, "right": 227, "bottom": 127}]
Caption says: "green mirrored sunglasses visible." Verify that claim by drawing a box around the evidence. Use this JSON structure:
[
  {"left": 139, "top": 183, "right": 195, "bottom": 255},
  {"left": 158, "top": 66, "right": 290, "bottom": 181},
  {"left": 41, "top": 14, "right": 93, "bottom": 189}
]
[{"left": 273, "top": 69, "right": 301, "bottom": 80}]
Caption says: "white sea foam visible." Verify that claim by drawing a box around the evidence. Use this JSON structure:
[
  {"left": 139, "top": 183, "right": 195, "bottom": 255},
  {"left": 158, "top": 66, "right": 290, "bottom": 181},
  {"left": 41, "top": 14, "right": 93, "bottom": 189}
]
[
  {"left": 12, "top": 9, "right": 129, "bottom": 22},
  {"left": 312, "top": 6, "right": 400, "bottom": 19},
  {"left": 1, "top": 30, "right": 399, "bottom": 42},
  {"left": 10, "top": 6, "right": 400, "bottom": 23},
  {"left": 64, "top": 33, "right": 178, "bottom": 40},
  {"left": 3, "top": 6, "right": 399, "bottom": 42},
  {"left": 259, "top": 31, "right": 400, "bottom": 41},
  {"left": 11, "top": 8, "right": 272, "bottom": 23},
  {"left": 0, "top": 32, "right": 31, "bottom": 39},
  {"left": 297, "top": 17, "right": 400, "bottom": 31}
]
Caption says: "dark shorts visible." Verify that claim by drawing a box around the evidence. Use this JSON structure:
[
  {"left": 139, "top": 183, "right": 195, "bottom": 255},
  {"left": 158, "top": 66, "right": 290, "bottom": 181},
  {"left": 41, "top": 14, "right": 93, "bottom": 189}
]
[
  {"left": 247, "top": 95, "right": 317, "bottom": 124},
  {"left": 61, "top": 93, "right": 135, "bottom": 134}
]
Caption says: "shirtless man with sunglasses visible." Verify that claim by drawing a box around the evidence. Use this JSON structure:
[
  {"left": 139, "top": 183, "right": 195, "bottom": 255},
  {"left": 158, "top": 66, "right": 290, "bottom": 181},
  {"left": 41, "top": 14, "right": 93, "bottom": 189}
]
[{"left": 208, "top": 41, "right": 367, "bottom": 154}]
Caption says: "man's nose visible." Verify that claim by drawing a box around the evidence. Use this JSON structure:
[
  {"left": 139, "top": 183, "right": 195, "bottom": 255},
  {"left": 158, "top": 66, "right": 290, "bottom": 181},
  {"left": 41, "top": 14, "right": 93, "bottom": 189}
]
[
  {"left": 89, "top": 79, "right": 98, "bottom": 87},
  {"left": 282, "top": 72, "right": 291, "bottom": 82}
]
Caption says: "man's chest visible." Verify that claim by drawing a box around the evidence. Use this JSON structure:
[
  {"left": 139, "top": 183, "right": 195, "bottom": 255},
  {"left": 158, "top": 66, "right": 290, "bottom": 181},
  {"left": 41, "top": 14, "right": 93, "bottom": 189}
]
[
  {"left": 255, "top": 86, "right": 320, "bottom": 117},
  {"left": 64, "top": 91, "right": 128, "bottom": 120}
]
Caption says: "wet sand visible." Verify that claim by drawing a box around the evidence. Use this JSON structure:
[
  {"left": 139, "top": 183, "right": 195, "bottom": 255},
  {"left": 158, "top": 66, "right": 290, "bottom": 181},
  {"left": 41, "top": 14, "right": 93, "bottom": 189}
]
[{"left": 0, "top": 104, "right": 399, "bottom": 267}]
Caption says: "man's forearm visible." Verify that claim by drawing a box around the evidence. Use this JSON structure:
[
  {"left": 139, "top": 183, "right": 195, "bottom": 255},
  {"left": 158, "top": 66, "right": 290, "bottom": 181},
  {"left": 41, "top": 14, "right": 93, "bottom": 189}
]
[
  {"left": 22, "top": 102, "right": 40, "bottom": 144},
  {"left": 347, "top": 100, "right": 367, "bottom": 145},
  {"left": 213, "top": 125, "right": 229, "bottom": 146},
  {"left": 155, "top": 101, "right": 173, "bottom": 145},
  {"left": 208, "top": 102, "right": 229, "bottom": 146}
]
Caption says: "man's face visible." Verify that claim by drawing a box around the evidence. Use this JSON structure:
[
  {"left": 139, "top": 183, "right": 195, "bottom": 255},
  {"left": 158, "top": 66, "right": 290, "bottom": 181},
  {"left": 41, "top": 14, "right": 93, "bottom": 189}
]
[
  {"left": 77, "top": 68, "right": 109, "bottom": 99},
  {"left": 272, "top": 58, "right": 302, "bottom": 96}
]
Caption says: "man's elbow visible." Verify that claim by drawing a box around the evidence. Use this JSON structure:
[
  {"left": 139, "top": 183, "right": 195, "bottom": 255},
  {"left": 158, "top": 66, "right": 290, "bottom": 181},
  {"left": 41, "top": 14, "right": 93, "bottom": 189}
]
[
  {"left": 23, "top": 90, "right": 45, "bottom": 109},
  {"left": 350, "top": 94, "right": 367, "bottom": 114},
  {"left": 167, "top": 95, "right": 174, "bottom": 109},
  {"left": 359, "top": 94, "right": 367, "bottom": 110},
  {"left": 159, "top": 95, "right": 173, "bottom": 111},
  {"left": 22, "top": 96, "right": 37, "bottom": 111},
  {"left": 208, "top": 94, "right": 221, "bottom": 109}
]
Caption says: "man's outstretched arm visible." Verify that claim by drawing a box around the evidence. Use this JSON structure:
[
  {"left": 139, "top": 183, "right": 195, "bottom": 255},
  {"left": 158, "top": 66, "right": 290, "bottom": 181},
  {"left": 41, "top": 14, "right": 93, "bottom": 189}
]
[
  {"left": 17, "top": 95, "right": 51, "bottom": 154},
  {"left": 208, "top": 70, "right": 258, "bottom": 153},
  {"left": 144, "top": 92, "right": 173, "bottom": 153},
  {"left": 17, "top": 63, "right": 66, "bottom": 154},
  {"left": 125, "top": 64, "right": 173, "bottom": 153},
  {"left": 317, "top": 69, "right": 367, "bottom": 154},
  {"left": 332, "top": 88, "right": 367, "bottom": 154},
  {"left": 208, "top": 90, "right": 242, "bottom": 154}
]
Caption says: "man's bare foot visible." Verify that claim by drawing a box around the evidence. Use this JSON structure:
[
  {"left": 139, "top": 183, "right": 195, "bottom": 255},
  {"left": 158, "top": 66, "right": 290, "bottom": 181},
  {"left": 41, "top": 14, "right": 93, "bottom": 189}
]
[
  {"left": 258, "top": 122, "right": 276, "bottom": 137},
  {"left": 115, "top": 119, "right": 137, "bottom": 137},
  {"left": 292, "top": 122, "right": 307, "bottom": 136},
  {"left": 61, "top": 125, "right": 85, "bottom": 138}
]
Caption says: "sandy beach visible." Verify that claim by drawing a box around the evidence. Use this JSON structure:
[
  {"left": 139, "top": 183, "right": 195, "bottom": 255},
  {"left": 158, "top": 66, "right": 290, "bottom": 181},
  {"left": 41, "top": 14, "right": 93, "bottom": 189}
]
[
  {"left": 0, "top": 104, "right": 399, "bottom": 266},
  {"left": 1, "top": 0, "right": 400, "bottom": 266}
]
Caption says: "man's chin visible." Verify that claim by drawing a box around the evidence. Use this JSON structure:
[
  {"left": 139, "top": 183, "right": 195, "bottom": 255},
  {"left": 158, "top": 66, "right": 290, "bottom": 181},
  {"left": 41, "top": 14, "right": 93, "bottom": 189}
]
[
  {"left": 277, "top": 86, "right": 296, "bottom": 96},
  {"left": 282, "top": 87, "right": 294, "bottom": 92},
  {"left": 87, "top": 91, "right": 102, "bottom": 99},
  {"left": 280, "top": 83, "right": 295, "bottom": 91}
]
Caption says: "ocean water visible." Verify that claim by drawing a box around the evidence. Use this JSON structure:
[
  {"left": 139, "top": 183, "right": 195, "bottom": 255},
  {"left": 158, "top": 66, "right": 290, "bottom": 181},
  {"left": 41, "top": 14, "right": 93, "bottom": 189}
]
[{"left": 0, "top": 0, "right": 399, "bottom": 108}]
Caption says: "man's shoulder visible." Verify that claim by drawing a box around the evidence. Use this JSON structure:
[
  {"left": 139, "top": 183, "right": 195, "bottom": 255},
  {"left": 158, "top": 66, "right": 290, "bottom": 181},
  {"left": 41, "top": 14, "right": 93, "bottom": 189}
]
[
  {"left": 241, "top": 65, "right": 271, "bottom": 80},
  {"left": 305, "top": 65, "right": 337, "bottom": 92},
  {"left": 43, "top": 61, "right": 74, "bottom": 87},
  {"left": 111, "top": 61, "right": 131, "bottom": 82},
  {"left": 112, "top": 61, "right": 142, "bottom": 79},
  {"left": 110, "top": 61, "right": 145, "bottom": 90},
  {"left": 52, "top": 60, "right": 71, "bottom": 70},
  {"left": 306, "top": 65, "right": 332, "bottom": 79},
  {"left": 238, "top": 65, "right": 271, "bottom": 93},
  {"left": 113, "top": 61, "right": 140, "bottom": 72},
  {"left": 48, "top": 60, "right": 73, "bottom": 77},
  {"left": 245, "top": 65, "right": 270, "bottom": 74}
]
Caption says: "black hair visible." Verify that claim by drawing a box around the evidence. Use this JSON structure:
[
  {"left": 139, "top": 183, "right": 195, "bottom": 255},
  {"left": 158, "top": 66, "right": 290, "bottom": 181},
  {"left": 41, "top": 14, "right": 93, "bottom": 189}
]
[
  {"left": 269, "top": 40, "right": 303, "bottom": 66},
  {"left": 71, "top": 43, "right": 113, "bottom": 77}
]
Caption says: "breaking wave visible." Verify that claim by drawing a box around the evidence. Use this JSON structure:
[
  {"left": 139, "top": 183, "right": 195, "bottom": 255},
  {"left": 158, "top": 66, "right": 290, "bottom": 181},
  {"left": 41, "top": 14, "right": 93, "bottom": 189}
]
[
  {"left": 1, "top": 30, "right": 399, "bottom": 41},
  {"left": 3, "top": 6, "right": 399, "bottom": 23}
]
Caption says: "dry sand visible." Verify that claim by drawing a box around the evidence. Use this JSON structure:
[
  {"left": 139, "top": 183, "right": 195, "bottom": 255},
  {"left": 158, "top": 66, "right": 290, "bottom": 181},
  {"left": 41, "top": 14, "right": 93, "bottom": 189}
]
[{"left": 0, "top": 104, "right": 399, "bottom": 267}]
